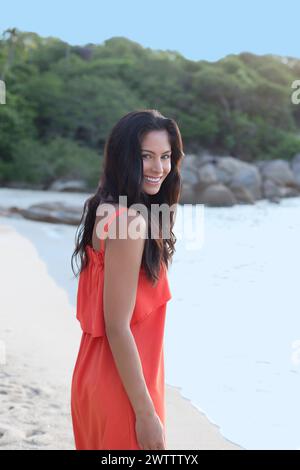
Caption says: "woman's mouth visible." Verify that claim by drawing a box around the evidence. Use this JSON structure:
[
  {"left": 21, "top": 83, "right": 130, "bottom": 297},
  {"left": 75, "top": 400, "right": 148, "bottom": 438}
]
[{"left": 144, "top": 176, "right": 162, "bottom": 185}]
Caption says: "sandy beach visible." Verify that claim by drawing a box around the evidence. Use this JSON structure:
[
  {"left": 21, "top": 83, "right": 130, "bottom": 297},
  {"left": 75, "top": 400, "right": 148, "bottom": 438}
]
[{"left": 0, "top": 221, "right": 241, "bottom": 450}]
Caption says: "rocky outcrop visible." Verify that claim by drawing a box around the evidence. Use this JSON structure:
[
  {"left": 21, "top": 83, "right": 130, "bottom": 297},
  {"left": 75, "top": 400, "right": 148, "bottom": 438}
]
[
  {"left": 2, "top": 154, "right": 300, "bottom": 226},
  {"left": 256, "top": 159, "right": 300, "bottom": 202},
  {"left": 8, "top": 202, "right": 83, "bottom": 225},
  {"left": 179, "top": 153, "right": 300, "bottom": 206},
  {"left": 196, "top": 183, "right": 237, "bottom": 207},
  {"left": 291, "top": 153, "right": 300, "bottom": 187}
]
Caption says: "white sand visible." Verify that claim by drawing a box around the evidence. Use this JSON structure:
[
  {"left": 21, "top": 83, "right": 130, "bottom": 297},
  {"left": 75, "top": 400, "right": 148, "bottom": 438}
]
[{"left": 0, "top": 222, "right": 241, "bottom": 450}]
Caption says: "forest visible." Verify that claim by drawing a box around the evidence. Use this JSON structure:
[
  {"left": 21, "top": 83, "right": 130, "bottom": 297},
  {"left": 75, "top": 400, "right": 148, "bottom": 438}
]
[{"left": 1, "top": 28, "right": 300, "bottom": 189}]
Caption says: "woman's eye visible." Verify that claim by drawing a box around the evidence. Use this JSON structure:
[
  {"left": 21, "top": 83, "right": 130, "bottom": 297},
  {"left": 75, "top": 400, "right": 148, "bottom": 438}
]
[{"left": 142, "top": 154, "right": 170, "bottom": 159}]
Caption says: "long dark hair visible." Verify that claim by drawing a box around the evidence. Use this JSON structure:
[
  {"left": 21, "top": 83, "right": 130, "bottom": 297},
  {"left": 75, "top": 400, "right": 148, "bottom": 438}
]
[{"left": 71, "top": 108, "right": 184, "bottom": 285}]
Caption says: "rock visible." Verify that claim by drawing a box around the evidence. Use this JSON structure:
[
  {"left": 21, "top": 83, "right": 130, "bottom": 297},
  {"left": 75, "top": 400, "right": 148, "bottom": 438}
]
[
  {"left": 180, "top": 154, "right": 201, "bottom": 171},
  {"left": 196, "top": 163, "right": 218, "bottom": 190},
  {"left": 213, "top": 156, "right": 262, "bottom": 200},
  {"left": 48, "top": 179, "right": 88, "bottom": 192},
  {"left": 229, "top": 184, "right": 255, "bottom": 204},
  {"left": 179, "top": 154, "right": 277, "bottom": 206},
  {"left": 13, "top": 202, "right": 83, "bottom": 225},
  {"left": 197, "top": 183, "right": 237, "bottom": 207},
  {"left": 259, "top": 159, "right": 300, "bottom": 199},
  {"left": 197, "top": 153, "right": 220, "bottom": 167},
  {"left": 214, "top": 156, "right": 245, "bottom": 185},
  {"left": 229, "top": 167, "right": 262, "bottom": 200},
  {"left": 260, "top": 159, "right": 295, "bottom": 186},
  {"left": 0, "top": 205, "right": 14, "bottom": 216},
  {"left": 179, "top": 182, "right": 197, "bottom": 204},
  {"left": 180, "top": 166, "right": 199, "bottom": 186},
  {"left": 263, "top": 179, "right": 282, "bottom": 200},
  {"left": 262, "top": 179, "right": 299, "bottom": 200},
  {"left": 291, "top": 153, "right": 300, "bottom": 188},
  {"left": 253, "top": 160, "right": 270, "bottom": 172},
  {"left": 291, "top": 153, "right": 300, "bottom": 166}
]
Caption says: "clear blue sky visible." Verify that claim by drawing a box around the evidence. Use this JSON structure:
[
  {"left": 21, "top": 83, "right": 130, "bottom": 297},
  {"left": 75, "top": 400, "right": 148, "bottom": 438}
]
[{"left": 0, "top": 0, "right": 299, "bottom": 62}]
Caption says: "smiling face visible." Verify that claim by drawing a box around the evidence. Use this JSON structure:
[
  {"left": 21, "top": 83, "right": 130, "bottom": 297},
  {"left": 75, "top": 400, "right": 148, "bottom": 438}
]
[{"left": 140, "top": 129, "right": 172, "bottom": 195}]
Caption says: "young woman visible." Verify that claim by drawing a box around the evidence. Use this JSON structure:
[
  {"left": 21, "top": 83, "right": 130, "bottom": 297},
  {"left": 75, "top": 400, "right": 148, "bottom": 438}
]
[{"left": 70, "top": 109, "right": 184, "bottom": 450}]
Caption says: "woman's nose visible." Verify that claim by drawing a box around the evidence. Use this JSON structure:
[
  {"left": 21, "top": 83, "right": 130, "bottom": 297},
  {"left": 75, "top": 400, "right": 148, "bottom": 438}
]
[{"left": 152, "top": 160, "right": 163, "bottom": 174}]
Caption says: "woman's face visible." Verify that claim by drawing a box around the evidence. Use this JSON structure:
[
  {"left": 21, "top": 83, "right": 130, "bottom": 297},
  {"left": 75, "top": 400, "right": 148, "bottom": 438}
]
[{"left": 140, "top": 130, "right": 172, "bottom": 195}]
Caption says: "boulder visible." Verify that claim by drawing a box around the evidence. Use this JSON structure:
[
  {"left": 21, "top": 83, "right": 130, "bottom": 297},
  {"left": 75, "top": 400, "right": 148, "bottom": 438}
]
[
  {"left": 179, "top": 182, "right": 197, "bottom": 204},
  {"left": 260, "top": 159, "right": 295, "bottom": 186},
  {"left": 291, "top": 153, "right": 300, "bottom": 188},
  {"left": 13, "top": 202, "right": 83, "bottom": 225},
  {"left": 196, "top": 163, "right": 218, "bottom": 190},
  {"left": 229, "top": 184, "right": 255, "bottom": 204},
  {"left": 263, "top": 179, "right": 299, "bottom": 201},
  {"left": 214, "top": 156, "right": 262, "bottom": 200},
  {"left": 197, "top": 183, "right": 237, "bottom": 207},
  {"left": 180, "top": 166, "right": 199, "bottom": 186}
]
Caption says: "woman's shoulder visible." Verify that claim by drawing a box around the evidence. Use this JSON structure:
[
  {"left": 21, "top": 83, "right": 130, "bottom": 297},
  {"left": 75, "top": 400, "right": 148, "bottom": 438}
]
[{"left": 95, "top": 201, "right": 146, "bottom": 244}]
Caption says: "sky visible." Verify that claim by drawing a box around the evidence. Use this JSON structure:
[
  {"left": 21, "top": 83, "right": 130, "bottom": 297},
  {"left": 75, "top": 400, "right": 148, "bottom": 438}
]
[{"left": 0, "top": 0, "right": 299, "bottom": 62}]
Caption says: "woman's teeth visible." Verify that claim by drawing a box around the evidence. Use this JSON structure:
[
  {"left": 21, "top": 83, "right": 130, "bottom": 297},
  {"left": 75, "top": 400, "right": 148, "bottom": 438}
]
[{"left": 144, "top": 176, "right": 161, "bottom": 185}]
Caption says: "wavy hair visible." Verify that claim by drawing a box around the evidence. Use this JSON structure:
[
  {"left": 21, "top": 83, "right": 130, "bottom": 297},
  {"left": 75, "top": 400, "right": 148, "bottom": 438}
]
[{"left": 71, "top": 108, "right": 184, "bottom": 285}]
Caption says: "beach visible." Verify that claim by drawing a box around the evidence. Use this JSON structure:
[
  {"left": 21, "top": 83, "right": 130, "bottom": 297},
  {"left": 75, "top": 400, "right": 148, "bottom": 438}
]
[{"left": 0, "top": 220, "right": 241, "bottom": 450}]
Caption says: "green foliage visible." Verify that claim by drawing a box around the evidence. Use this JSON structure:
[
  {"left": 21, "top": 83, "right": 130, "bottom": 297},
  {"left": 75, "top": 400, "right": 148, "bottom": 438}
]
[
  {"left": 0, "top": 29, "right": 300, "bottom": 188},
  {"left": 0, "top": 90, "right": 36, "bottom": 160},
  {"left": 0, "top": 137, "right": 101, "bottom": 188}
]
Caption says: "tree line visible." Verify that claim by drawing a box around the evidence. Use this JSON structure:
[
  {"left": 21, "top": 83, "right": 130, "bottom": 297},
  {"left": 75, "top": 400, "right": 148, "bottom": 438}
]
[{"left": 1, "top": 28, "right": 300, "bottom": 189}]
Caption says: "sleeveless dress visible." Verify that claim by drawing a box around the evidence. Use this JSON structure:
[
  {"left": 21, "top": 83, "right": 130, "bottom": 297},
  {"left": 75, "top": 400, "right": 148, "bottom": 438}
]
[{"left": 70, "top": 206, "right": 172, "bottom": 450}]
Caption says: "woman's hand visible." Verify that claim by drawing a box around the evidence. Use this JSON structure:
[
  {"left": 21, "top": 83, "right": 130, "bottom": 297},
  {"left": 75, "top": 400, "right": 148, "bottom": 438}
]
[{"left": 135, "top": 411, "right": 166, "bottom": 450}]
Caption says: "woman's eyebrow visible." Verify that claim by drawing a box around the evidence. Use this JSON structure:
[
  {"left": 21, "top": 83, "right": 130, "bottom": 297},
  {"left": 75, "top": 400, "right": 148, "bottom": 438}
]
[{"left": 141, "top": 149, "right": 171, "bottom": 154}]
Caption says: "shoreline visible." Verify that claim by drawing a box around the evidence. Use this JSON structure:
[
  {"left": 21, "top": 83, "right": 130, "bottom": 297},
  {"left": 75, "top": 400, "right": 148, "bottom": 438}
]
[{"left": 0, "top": 221, "right": 242, "bottom": 450}]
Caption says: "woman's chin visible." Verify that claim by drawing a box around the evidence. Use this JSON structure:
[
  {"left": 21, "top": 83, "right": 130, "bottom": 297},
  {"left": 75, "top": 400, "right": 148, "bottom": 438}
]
[{"left": 142, "top": 183, "right": 161, "bottom": 195}]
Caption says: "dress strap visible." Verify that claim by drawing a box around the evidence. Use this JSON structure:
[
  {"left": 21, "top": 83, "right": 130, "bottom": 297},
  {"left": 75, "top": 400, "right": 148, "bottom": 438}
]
[{"left": 99, "top": 206, "right": 128, "bottom": 252}]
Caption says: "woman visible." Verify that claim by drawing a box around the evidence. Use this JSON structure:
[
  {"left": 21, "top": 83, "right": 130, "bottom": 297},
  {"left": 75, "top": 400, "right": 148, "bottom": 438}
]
[{"left": 70, "top": 109, "right": 184, "bottom": 450}]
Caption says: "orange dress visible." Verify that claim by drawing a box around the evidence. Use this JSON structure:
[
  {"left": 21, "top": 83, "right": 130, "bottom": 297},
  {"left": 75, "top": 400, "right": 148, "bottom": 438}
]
[{"left": 70, "top": 206, "right": 172, "bottom": 450}]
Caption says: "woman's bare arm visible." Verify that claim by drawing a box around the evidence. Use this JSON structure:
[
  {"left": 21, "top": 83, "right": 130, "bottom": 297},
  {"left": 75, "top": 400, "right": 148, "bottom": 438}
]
[{"left": 103, "top": 210, "right": 155, "bottom": 417}]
